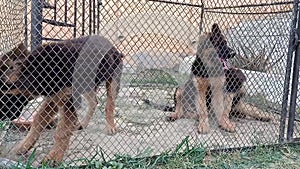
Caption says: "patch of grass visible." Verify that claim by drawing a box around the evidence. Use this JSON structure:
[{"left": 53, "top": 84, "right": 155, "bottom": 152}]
[
  {"left": 207, "top": 145, "right": 300, "bottom": 169},
  {"left": 8, "top": 138, "right": 300, "bottom": 169},
  {"left": 130, "top": 69, "right": 178, "bottom": 86},
  {"left": 0, "top": 121, "right": 8, "bottom": 130}
]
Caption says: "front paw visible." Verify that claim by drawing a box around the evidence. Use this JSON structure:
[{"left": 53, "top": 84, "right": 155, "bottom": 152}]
[
  {"left": 13, "top": 140, "right": 34, "bottom": 155},
  {"left": 42, "top": 149, "right": 65, "bottom": 167},
  {"left": 198, "top": 122, "right": 210, "bottom": 134},
  {"left": 106, "top": 125, "right": 118, "bottom": 135},
  {"left": 219, "top": 119, "right": 236, "bottom": 133},
  {"left": 166, "top": 113, "right": 179, "bottom": 122}
]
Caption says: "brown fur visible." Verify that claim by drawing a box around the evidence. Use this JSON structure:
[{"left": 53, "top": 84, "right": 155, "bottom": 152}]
[
  {"left": 1, "top": 35, "right": 123, "bottom": 164},
  {"left": 166, "top": 24, "right": 272, "bottom": 133}
]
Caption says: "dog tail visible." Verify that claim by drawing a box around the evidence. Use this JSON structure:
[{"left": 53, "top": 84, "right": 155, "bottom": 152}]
[{"left": 142, "top": 99, "right": 175, "bottom": 112}]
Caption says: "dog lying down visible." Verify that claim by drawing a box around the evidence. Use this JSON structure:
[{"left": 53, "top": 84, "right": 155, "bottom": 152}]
[
  {"left": 144, "top": 24, "right": 273, "bottom": 133},
  {"left": 0, "top": 35, "right": 124, "bottom": 164}
]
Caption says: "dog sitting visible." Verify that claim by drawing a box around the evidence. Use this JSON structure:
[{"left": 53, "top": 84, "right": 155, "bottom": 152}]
[
  {"left": 0, "top": 35, "right": 124, "bottom": 164},
  {"left": 144, "top": 24, "right": 272, "bottom": 133},
  {"left": 169, "top": 23, "right": 237, "bottom": 133}
]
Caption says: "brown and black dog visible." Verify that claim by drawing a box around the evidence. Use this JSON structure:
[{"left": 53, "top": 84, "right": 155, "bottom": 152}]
[
  {"left": 0, "top": 35, "right": 124, "bottom": 164},
  {"left": 144, "top": 24, "right": 272, "bottom": 133},
  {"left": 0, "top": 43, "right": 111, "bottom": 130},
  {"left": 0, "top": 44, "right": 30, "bottom": 121}
]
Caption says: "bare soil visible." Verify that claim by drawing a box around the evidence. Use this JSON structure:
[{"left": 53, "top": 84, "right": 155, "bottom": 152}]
[{"left": 0, "top": 86, "right": 294, "bottom": 167}]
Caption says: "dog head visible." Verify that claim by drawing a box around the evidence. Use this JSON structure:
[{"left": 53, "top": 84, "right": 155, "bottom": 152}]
[
  {"left": 0, "top": 44, "right": 30, "bottom": 121},
  {"left": 0, "top": 43, "right": 28, "bottom": 87},
  {"left": 193, "top": 23, "right": 237, "bottom": 77},
  {"left": 196, "top": 24, "right": 236, "bottom": 61},
  {"left": 209, "top": 23, "right": 236, "bottom": 59}
]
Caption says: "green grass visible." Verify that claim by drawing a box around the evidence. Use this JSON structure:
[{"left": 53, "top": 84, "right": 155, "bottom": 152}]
[
  {"left": 0, "top": 121, "right": 8, "bottom": 130},
  {"left": 129, "top": 69, "right": 178, "bottom": 86},
  {"left": 9, "top": 137, "right": 300, "bottom": 169}
]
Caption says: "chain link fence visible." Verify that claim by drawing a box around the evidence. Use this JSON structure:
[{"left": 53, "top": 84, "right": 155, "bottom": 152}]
[{"left": 0, "top": 0, "right": 298, "bottom": 167}]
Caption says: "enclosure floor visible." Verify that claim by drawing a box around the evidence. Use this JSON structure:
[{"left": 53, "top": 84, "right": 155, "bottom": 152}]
[{"left": 0, "top": 87, "right": 288, "bottom": 166}]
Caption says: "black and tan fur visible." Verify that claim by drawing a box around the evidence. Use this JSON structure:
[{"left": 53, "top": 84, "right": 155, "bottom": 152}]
[
  {"left": 144, "top": 24, "right": 273, "bottom": 133},
  {"left": 0, "top": 35, "right": 124, "bottom": 164}
]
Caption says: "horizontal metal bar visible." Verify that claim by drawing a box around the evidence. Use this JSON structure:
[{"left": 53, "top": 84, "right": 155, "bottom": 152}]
[
  {"left": 42, "top": 1, "right": 55, "bottom": 9},
  {"left": 205, "top": 1, "right": 294, "bottom": 10},
  {"left": 43, "top": 19, "right": 75, "bottom": 27},
  {"left": 205, "top": 10, "right": 292, "bottom": 15},
  {"left": 147, "top": 0, "right": 203, "bottom": 8},
  {"left": 292, "top": 137, "right": 300, "bottom": 142},
  {"left": 42, "top": 37, "right": 64, "bottom": 41}
]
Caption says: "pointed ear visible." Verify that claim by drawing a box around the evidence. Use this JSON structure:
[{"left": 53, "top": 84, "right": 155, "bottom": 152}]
[
  {"left": 13, "top": 43, "right": 29, "bottom": 59},
  {"left": 211, "top": 23, "right": 222, "bottom": 35}
]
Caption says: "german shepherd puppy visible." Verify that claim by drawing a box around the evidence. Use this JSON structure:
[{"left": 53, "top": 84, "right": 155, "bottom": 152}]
[
  {"left": 0, "top": 35, "right": 124, "bottom": 163},
  {"left": 0, "top": 43, "right": 118, "bottom": 130},
  {"left": 0, "top": 44, "right": 30, "bottom": 121},
  {"left": 172, "top": 23, "right": 237, "bottom": 133},
  {"left": 144, "top": 24, "right": 272, "bottom": 133}
]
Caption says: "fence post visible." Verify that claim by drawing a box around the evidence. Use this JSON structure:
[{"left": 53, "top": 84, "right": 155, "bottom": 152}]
[
  {"left": 286, "top": 0, "right": 300, "bottom": 141},
  {"left": 279, "top": 0, "right": 299, "bottom": 143},
  {"left": 31, "top": 0, "right": 43, "bottom": 50},
  {"left": 199, "top": 3, "right": 204, "bottom": 35}
]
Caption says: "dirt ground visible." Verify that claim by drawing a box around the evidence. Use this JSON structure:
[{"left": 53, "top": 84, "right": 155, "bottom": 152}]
[{"left": 0, "top": 86, "right": 293, "bottom": 167}]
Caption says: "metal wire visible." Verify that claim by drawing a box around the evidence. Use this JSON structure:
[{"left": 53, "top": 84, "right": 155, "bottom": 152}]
[{"left": 0, "top": 0, "right": 298, "bottom": 167}]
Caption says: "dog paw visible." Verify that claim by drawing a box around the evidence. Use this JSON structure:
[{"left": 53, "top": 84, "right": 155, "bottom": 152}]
[
  {"left": 75, "top": 122, "right": 87, "bottom": 130},
  {"left": 42, "top": 149, "right": 65, "bottom": 166},
  {"left": 198, "top": 123, "right": 210, "bottom": 134},
  {"left": 219, "top": 119, "right": 236, "bottom": 133},
  {"left": 13, "top": 144, "right": 29, "bottom": 155},
  {"left": 13, "top": 140, "right": 34, "bottom": 155},
  {"left": 255, "top": 116, "right": 273, "bottom": 122},
  {"left": 106, "top": 126, "right": 118, "bottom": 135},
  {"left": 166, "top": 114, "right": 178, "bottom": 122}
]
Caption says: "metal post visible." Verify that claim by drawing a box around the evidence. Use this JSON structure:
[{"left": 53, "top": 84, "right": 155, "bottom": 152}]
[
  {"left": 279, "top": 0, "right": 299, "bottom": 143},
  {"left": 31, "top": 0, "right": 43, "bottom": 50},
  {"left": 97, "top": 0, "right": 102, "bottom": 34},
  {"left": 74, "top": 0, "right": 77, "bottom": 38},
  {"left": 199, "top": 2, "right": 204, "bottom": 35},
  {"left": 93, "top": 0, "right": 96, "bottom": 34},
  {"left": 89, "top": 0, "right": 92, "bottom": 35},
  {"left": 24, "top": 0, "right": 28, "bottom": 47},
  {"left": 82, "top": 0, "right": 85, "bottom": 36},
  {"left": 287, "top": 0, "right": 300, "bottom": 141}
]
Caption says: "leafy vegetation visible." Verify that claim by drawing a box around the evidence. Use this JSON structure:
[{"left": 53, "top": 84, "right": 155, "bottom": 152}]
[
  {"left": 129, "top": 69, "right": 178, "bottom": 86},
  {"left": 7, "top": 136, "right": 300, "bottom": 169}
]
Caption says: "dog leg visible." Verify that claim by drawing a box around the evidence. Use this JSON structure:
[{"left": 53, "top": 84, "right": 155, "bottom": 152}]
[
  {"left": 13, "top": 98, "right": 58, "bottom": 155},
  {"left": 166, "top": 87, "right": 183, "bottom": 121},
  {"left": 210, "top": 77, "right": 235, "bottom": 132},
  {"left": 232, "top": 88, "right": 273, "bottom": 122},
  {"left": 43, "top": 94, "right": 77, "bottom": 164},
  {"left": 234, "top": 102, "right": 273, "bottom": 122},
  {"left": 195, "top": 78, "right": 210, "bottom": 134},
  {"left": 105, "top": 79, "right": 118, "bottom": 135},
  {"left": 76, "top": 90, "right": 98, "bottom": 129},
  {"left": 221, "top": 93, "right": 236, "bottom": 132}
]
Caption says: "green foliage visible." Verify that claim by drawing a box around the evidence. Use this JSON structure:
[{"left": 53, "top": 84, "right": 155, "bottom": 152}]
[
  {"left": 0, "top": 121, "right": 8, "bottom": 130},
  {"left": 130, "top": 69, "right": 178, "bottom": 86},
  {"left": 8, "top": 138, "right": 300, "bottom": 169}
]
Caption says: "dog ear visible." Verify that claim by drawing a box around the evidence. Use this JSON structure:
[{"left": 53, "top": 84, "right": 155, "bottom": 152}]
[
  {"left": 12, "top": 43, "right": 29, "bottom": 60},
  {"left": 211, "top": 23, "right": 222, "bottom": 35},
  {"left": 210, "top": 23, "right": 227, "bottom": 47},
  {"left": 1, "top": 43, "right": 28, "bottom": 62}
]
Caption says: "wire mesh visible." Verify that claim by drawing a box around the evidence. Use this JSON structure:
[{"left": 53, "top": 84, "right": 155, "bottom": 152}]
[{"left": 0, "top": 0, "right": 297, "bottom": 167}]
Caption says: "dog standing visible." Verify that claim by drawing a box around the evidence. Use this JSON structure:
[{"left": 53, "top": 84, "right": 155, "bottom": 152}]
[{"left": 1, "top": 35, "right": 124, "bottom": 164}]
